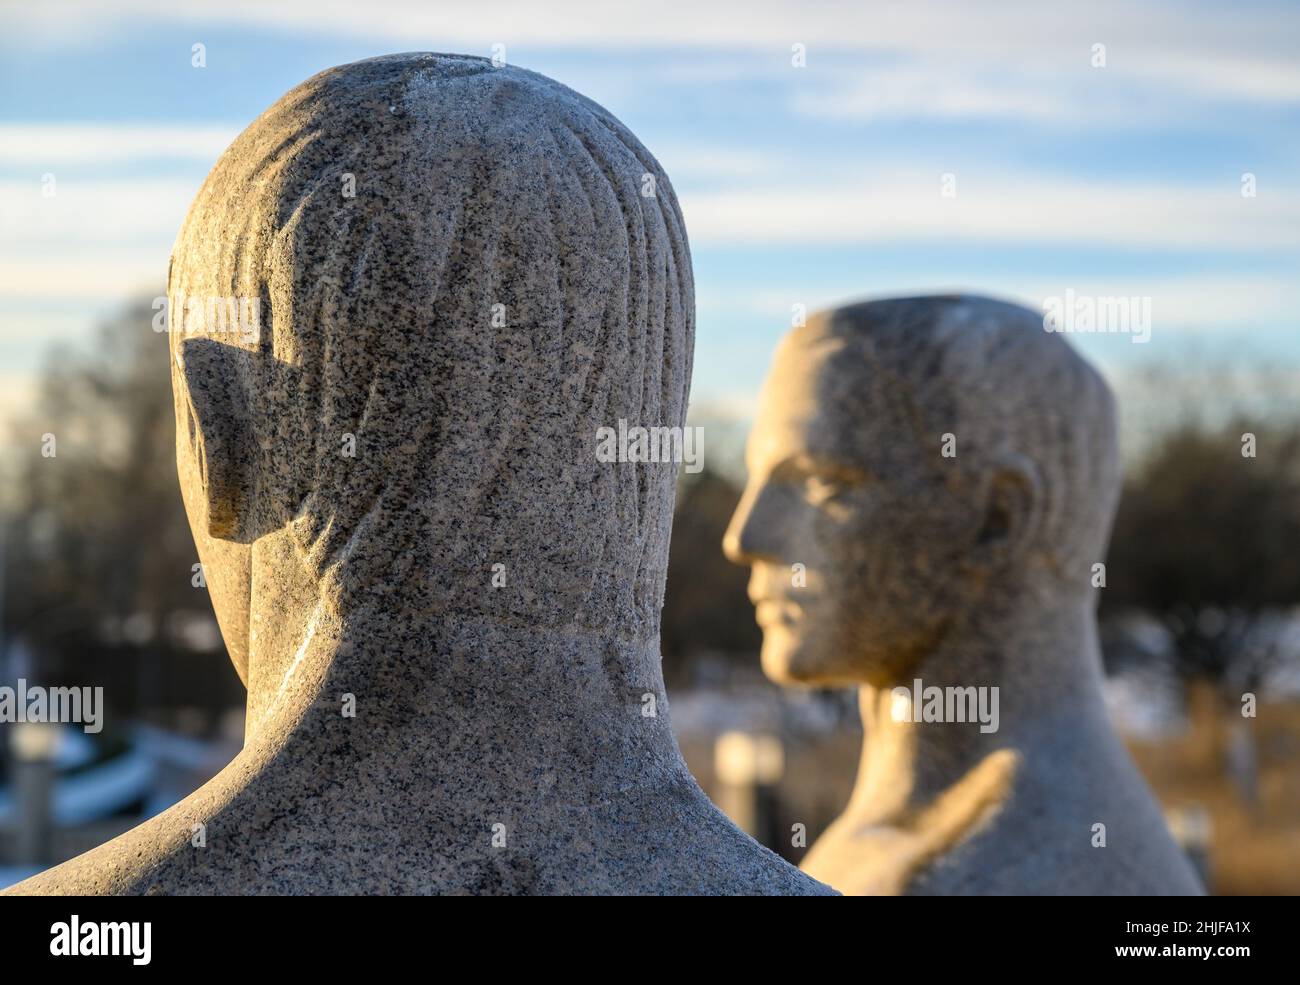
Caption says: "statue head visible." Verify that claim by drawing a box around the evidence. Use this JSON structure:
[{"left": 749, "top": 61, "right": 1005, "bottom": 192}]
[
  {"left": 168, "top": 54, "right": 693, "bottom": 684},
  {"left": 724, "top": 295, "right": 1119, "bottom": 688}
]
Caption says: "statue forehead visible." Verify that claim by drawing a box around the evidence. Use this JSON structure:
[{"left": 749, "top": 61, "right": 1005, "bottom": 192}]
[{"left": 751, "top": 322, "right": 912, "bottom": 471}]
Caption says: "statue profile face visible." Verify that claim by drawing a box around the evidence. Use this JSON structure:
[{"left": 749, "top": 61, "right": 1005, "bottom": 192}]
[{"left": 723, "top": 318, "right": 996, "bottom": 688}]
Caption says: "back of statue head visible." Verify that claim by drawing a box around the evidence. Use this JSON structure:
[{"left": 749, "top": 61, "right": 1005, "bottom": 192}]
[
  {"left": 169, "top": 54, "right": 693, "bottom": 681},
  {"left": 725, "top": 294, "right": 1119, "bottom": 687}
]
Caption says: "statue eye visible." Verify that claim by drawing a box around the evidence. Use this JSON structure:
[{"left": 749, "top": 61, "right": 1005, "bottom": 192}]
[{"left": 803, "top": 475, "right": 844, "bottom": 505}]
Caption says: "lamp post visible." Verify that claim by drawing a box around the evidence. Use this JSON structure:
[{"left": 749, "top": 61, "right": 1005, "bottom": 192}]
[
  {"left": 11, "top": 720, "right": 60, "bottom": 866},
  {"left": 713, "top": 730, "right": 785, "bottom": 844}
]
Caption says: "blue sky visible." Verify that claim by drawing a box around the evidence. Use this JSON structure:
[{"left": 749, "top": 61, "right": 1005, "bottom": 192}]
[{"left": 2, "top": 0, "right": 1298, "bottom": 455}]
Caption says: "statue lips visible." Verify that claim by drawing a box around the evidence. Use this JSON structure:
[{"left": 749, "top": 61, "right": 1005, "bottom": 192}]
[
  {"left": 748, "top": 565, "right": 812, "bottom": 628},
  {"left": 753, "top": 597, "right": 806, "bottom": 627}
]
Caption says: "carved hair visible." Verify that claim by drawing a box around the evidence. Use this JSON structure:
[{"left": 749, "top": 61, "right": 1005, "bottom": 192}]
[{"left": 169, "top": 54, "right": 693, "bottom": 635}]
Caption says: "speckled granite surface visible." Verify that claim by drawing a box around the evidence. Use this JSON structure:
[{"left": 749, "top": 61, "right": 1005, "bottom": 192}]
[
  {"left": 6, "top": 54, "right": 833, "bottom": 896},
  {"left": 724, "top": 295, "right": 1204, "bottom": 895}
]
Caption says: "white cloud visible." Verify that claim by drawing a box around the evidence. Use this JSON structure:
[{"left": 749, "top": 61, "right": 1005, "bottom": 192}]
[
  {"left": 680, "top": 172, "right": 1300, "bottom": 249},
  {"left": 0, "top": 253, "right": 164, "bottom": 300},
  {"left": 703, "top": 274, "right": 1300, "bottom": 333},
  {"left": 0, "top": 373, "right": 40, "bottom": 422},
  {"left": 0, "top": 166, "right": 1293, "bottom": 313},
  {"left": 1124, "top": 50, "right": 1300, "bottom": 105},
  {"left": 652, "top": 146, "right": 781, "bottom": 182},
  {"left": 1016, "top": 274, "right": 1300, "bottom": 334},
  {"left": 0, "top": 125, "right": 239, "bottom": 166},
  {"left": 0, "top": 310, "right": 106, "bottom": 342},
  {"left": 9, "top": 0, "right": 1298, "bottom": 108},
  {"left": 789, "top": 63, "right": 1071, "bottom": 122},
  {"left": 0, "top": 178, "right": 194, "bottom": 246}
]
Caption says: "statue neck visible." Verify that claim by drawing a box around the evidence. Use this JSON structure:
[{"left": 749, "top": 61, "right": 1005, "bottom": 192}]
[
  {"left": 239, "top": 531, "right": 691, "bottom": 811},
  {"left": 846, "top": 590, "right": 1116, "bottom": 825}
]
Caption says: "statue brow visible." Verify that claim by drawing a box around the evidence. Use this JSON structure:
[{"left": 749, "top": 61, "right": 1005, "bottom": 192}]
[{"left": 771, "top": 453, "right": 872, "bottom": 486}]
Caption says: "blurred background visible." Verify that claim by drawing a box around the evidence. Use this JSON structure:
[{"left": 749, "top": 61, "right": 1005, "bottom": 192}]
[{"left": 1, "top": 1, "right": 1298, "bottom": 892}]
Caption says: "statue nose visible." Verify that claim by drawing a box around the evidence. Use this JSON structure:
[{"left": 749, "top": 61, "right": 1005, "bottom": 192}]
[{"left": 723, "top": 483, "right": 777, "bottom": 565}]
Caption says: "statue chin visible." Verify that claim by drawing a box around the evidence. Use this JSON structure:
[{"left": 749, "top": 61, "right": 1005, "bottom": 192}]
[
  {"left": 762, "top": 628, "right": 909, "bottom": 690},
  {"left": 760, "top": 632, "right": 851, "bottom": 688},
  {"left": 758, "top": 635, "right": 803, "bottom": 685}
]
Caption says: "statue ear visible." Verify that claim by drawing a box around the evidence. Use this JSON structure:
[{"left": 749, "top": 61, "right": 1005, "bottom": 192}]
[
  {"left": 176, "top": 337, "right": 256, "bottom": 541},
  {"left": 975, "top": 452, "right": 1043, "bottom": 565}
]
